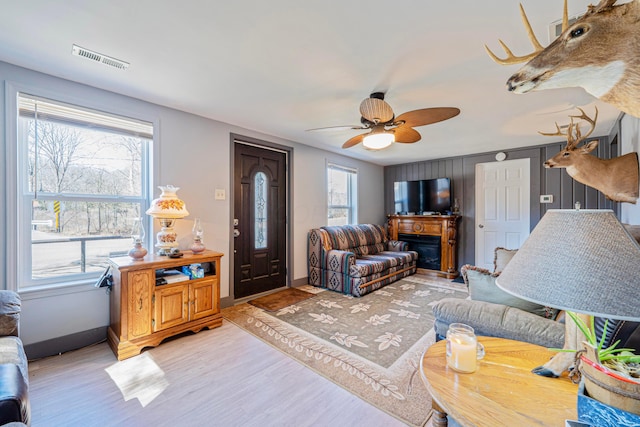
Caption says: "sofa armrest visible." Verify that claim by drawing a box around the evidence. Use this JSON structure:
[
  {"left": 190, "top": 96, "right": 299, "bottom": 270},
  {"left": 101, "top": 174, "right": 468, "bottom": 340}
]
[
  {"left": 432, "top": 298, "right": 564, "bottom": 348},
  {"left": 0, "top": 291, "right": 20, "bottom": 337},
  {"left": 386, "top": 240, "right": 409, "bottom": 251},
  {"left": 324, "top": 249, "right": 356, "bottom": 272}
]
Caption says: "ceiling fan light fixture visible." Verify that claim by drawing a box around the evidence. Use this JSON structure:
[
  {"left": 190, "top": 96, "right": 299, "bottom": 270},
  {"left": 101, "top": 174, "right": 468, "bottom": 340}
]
[{"left": 363, "top": 132, "right": 394, "bottom": 150}]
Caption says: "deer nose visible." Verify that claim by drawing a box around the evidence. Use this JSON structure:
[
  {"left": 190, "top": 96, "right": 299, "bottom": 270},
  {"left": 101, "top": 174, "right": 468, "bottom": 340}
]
[
  {"left": 507, "top": 72, "right": 537, "bottom": 94},
  {"left": 544, "top": 162, "right": 553, "bottom": 168}
]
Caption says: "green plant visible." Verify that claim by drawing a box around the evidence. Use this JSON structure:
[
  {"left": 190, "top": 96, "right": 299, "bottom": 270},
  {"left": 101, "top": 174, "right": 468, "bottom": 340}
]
[{"left": 553, "top": 312, "right": 640, "bottom": 379}]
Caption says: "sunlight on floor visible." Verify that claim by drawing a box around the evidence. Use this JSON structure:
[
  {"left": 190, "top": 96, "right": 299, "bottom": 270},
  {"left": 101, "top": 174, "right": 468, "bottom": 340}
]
[{"left": 105, "top": 352, "right": 168, "bottom": 407}]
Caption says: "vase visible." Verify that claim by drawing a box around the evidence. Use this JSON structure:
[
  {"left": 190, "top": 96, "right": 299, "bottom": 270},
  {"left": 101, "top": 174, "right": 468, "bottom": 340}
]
[
  {"left": 580, "top": 343, "right": 640, "bottom": 416},
  {"left": 128, "top": 241, "right": 147, "bottom": 260},
  {"left": 190, "top": 237, "right": 206, "bottom": 254},
  {"left": 128, "top": 217, "right": 147, "bottom": 260},
  {"left": 190, "top": 217, "right": 206, "bottom": 254}
]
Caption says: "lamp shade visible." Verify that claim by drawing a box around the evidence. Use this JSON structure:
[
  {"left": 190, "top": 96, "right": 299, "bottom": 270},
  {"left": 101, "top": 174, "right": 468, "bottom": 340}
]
[
  {"left": 146, "top": 185, "right": 189, "bottom": 219},
  {"left": 495, "top": 209, "right": 640, "bottom": 321}
]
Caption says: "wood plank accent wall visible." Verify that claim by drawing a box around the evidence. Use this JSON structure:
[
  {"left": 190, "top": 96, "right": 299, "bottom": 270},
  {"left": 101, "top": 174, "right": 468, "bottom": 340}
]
[{"left": 384, "top": 120, "right": 621, "bottom": 269}]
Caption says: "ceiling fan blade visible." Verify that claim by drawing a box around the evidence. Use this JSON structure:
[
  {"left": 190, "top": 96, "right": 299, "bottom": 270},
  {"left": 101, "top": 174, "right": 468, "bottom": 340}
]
[
  {"left": 392, "top": 126, "right": 421, "bottom": 143},
  {"left": 395, "top": 107, "right": 460, "bottom": 128},
  {"left": 359, "top": 98, "right": 394, "bottom": 123},
  {"left": 342, "top": 133, "right": 366, "bottom": 149},
  {"left": 306, "top": 125, "right": 366, "bottom": 132}
]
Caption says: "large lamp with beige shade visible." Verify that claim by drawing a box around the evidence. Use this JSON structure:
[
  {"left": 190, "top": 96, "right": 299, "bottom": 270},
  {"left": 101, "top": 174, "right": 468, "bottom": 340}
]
[
  {"left": 495, "top": 209, "right": 640, "bottom": 422},
  {"left": 146, "top": 185, "right": 189, "bottom": 255}
]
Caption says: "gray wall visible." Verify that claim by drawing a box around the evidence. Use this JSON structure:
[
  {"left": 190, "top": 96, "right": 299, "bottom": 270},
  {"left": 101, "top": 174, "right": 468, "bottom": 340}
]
[
  {"left": 621, "top": 114, "right": 640, "bottom": 224},
  {"left": 384, "top": 123, "right": 621, "bottom": 269},
  {"left": 0, "top": 61, "right": 385, "bottom": 354}
]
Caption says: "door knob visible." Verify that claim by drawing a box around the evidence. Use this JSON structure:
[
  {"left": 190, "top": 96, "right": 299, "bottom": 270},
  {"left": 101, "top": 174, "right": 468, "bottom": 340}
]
[
  {"left": 233, "top": 229, "right": 240, "bottom": 237},
  {"left": 478, "top": 224, "right": 484, "bottom": 228}
]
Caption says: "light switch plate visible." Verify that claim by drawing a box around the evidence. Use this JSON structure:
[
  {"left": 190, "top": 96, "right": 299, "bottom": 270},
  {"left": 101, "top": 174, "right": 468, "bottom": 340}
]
[
  {"left": 215, "top": 189, "right": 226, "bottom": 200},
  {"left": 540, "top": 194, "right": 553, "bottom": 203}
]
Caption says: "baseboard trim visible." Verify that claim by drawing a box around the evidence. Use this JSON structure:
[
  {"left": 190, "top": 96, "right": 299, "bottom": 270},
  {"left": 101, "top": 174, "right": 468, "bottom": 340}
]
[
  {"left": 25, "top": 326, "right": 108, "bottom": 361},
  {"left": 292, "top": 276, "right": 308, "bottom": 287},
  {"left": 220, "top": 295, "right": 234, "bottom": 309}
]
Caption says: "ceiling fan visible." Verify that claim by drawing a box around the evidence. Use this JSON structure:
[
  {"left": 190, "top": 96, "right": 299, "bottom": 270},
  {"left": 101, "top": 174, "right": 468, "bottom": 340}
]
[{"left": 309, "top": 92, "right": 460, "bottom": 150}]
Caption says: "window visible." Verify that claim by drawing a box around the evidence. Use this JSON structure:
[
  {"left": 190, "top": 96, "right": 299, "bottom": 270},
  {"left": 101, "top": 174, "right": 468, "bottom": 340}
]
[
  {"left": 254, "top": 171, "right": 268, "bottom": 249},
  {"left": 327, "top": 163, "right": 357, "bottom": 226},
  {"left": 15, "top": 93, "right": 152, "bottom": 290}
]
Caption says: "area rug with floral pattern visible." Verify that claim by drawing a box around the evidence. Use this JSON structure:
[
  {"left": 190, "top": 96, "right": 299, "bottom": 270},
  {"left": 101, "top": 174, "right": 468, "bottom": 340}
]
[{"left": 222, "top": 275, "right": 468, "bottom": 426}]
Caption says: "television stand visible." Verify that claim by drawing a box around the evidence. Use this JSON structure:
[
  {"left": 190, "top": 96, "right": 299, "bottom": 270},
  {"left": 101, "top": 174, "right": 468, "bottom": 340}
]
[{"left": 387, "top": 214, "right": 460, "bottom": 279}]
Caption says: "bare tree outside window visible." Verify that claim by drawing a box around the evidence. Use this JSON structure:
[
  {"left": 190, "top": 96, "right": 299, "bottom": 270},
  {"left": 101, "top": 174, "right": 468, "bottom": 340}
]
[{"left": 18, "top": 94, "right": 151, "bottom": 287}]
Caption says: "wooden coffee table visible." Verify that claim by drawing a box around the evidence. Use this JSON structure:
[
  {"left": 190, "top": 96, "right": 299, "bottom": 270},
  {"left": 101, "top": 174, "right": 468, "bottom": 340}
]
[{"left": 420, "top": 337, "right": 578, "bottom": 427}]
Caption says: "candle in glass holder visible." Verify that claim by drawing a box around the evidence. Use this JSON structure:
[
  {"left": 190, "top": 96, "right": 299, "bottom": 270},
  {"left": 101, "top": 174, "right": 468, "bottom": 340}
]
[
  {"left": 447, "top": 334, "right": 478, "bottom": 372},
  {"left": 446, "top": 323, "right": 484, "bottom": 373}
]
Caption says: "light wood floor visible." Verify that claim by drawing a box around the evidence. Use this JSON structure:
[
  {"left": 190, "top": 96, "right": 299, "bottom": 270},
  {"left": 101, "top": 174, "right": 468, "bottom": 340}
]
[{"left": 28, "top": 321, "right": 417, "bottom": 426}]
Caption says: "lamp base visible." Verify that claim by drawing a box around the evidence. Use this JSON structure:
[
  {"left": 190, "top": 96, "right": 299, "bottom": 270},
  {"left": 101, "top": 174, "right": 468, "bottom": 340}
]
[
  {"left": 155, "top": 218, "right": 179, "bottom": 256},
  {"left": 155, "top": 246, "right": 177, "bottom": 256}
]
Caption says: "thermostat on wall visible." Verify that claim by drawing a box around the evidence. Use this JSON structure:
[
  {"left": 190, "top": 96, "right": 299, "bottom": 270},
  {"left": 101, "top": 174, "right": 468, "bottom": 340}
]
[{"left": 540, "top": 194, "right": 554, "bottom": 203}]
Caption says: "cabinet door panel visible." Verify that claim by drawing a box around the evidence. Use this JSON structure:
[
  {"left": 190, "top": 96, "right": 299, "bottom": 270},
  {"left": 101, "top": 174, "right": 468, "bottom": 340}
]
[
  {"left": 191, "top": 279, "right": 218, "bottom": 320},
  {"left": 154, "top": 285, "right": 189, "bottom": 331},
  {"left": 127, "top": 270, "right": 153, "bottom": 338}
]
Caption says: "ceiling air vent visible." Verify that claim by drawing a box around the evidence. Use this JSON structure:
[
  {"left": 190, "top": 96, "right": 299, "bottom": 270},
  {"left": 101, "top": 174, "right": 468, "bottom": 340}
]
[{"left": 72, "top": 44, "right": 129, "bottom": 70}]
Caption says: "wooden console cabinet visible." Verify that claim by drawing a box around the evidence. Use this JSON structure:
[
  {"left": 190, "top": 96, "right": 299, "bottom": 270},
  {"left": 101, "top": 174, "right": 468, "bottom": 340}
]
[
  {"left": 107, "top": 250, "right": 223, "bottom": 360},
  {"left": 388, "top": 214, "right": 460, "bottom": 279}
]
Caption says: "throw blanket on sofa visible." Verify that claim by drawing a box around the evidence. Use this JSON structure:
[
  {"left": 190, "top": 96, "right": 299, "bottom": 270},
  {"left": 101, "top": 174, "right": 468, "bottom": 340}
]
[{"left": 308, "top": 224, "right": 418, "bottom": 296}]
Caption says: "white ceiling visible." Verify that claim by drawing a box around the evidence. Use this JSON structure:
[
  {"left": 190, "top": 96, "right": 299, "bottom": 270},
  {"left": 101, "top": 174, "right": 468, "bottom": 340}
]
[{"left": 0, "top": 0, "right": 624, "bottom": 166}]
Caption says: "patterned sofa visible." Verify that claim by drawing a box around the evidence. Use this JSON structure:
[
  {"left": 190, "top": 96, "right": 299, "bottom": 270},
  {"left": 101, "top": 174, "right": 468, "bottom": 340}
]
[{"left": 307, "top": 224, "right": 418, "bottom": 297}]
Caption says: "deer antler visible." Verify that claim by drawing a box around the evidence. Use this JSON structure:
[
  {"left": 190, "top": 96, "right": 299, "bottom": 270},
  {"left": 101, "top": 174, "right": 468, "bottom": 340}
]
[
  {"left": 588, "top": 0, "right": 618, "bottom": 15},
  {"left": 539, "top": 107, "right": 599, "bottom": 148},
  {"left": 569, "top": 106, "right": 598, "bottom": 142},
  {"left": 485, "top": 0, "right": 569, "bottom": 65},
  {"left": 538, "top": 123, "right": 568, "bottom": 139}
]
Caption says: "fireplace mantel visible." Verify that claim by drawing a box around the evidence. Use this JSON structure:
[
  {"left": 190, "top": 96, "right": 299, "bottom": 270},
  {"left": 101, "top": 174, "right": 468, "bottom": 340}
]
[{"left": 387, "top": 214, "right": 460, "bottom": 279}]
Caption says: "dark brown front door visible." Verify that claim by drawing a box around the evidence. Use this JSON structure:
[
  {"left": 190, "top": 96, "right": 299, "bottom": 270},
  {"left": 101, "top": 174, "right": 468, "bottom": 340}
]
[{"left": 233, "top": 142, "right": 287, "bottom": 299}]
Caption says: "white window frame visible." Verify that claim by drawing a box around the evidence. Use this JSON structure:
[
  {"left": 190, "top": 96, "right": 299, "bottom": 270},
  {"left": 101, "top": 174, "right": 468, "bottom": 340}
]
[
  {"left": 5, "top": 81, "right": 158, "bottom": 296},
  {"left": 327, "top": 162, "right": 358, "bottom": 225}
]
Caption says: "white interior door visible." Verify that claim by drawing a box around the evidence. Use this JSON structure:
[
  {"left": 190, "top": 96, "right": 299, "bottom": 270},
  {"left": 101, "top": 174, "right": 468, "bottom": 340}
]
[{"left": 475, "top": 158, "right": 530, "bottom": 270}]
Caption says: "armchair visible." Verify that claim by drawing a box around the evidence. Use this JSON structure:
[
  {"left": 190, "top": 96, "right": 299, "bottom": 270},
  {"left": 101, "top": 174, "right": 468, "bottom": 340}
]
[{"left": 0, "top": 290, "right": 30, "bottom": 426}]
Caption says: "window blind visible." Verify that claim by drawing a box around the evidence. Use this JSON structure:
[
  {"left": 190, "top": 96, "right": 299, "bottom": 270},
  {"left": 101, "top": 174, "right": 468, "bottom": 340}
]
[{"left": 18, "top": 93, "right": 153, "bottom": 139}]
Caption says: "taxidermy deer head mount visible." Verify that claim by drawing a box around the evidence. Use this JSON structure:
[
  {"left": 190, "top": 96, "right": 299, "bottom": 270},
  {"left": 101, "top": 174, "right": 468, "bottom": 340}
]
[
  {"left": 485, "top": 0, "right": 640, "bottom": 118},
  {"left": 541, "top": 107, "right": 639, "bottom": 203}
]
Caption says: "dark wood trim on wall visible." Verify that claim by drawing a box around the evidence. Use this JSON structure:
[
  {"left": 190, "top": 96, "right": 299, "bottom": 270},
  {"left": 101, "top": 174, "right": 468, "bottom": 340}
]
[{"left": 384, "top": 131, "right": 621, "bottom": 269}]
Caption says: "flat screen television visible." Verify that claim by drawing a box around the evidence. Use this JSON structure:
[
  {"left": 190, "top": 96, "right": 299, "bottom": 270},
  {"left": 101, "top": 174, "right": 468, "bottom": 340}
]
[{"left": 393, "top": 178, "right": 452, "bottom": 214}]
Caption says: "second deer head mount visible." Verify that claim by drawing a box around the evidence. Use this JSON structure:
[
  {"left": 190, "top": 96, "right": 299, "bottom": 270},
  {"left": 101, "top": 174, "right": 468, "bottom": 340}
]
[{"left": 540, "top": 107, "right": 639, "bottom": 204}]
